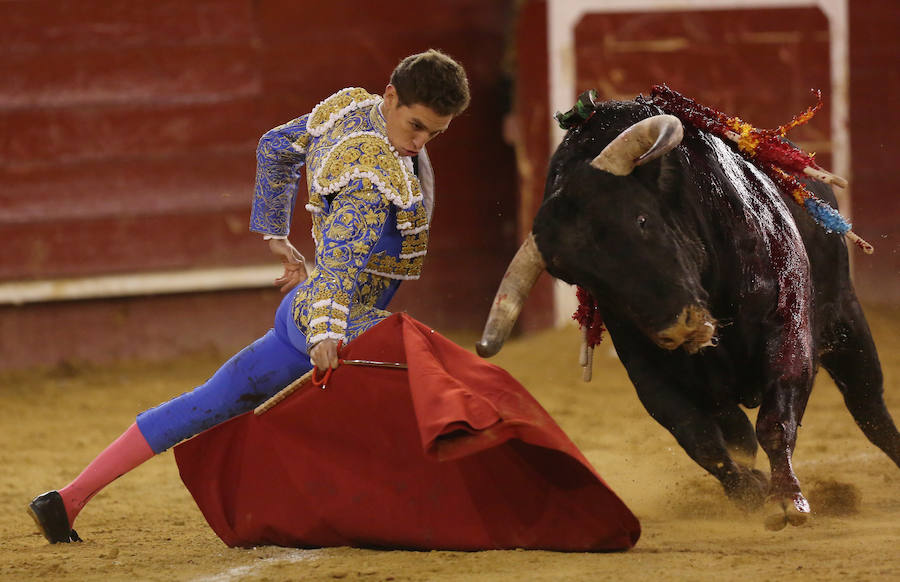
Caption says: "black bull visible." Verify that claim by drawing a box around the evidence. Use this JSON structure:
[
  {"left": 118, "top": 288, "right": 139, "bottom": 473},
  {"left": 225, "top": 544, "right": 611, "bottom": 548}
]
[{"left": 476, "top": 99, "right": 900, "bottom": 530}]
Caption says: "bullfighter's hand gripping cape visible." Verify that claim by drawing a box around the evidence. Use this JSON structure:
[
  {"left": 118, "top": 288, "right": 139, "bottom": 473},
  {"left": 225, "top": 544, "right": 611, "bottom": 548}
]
[{"left": 174, "top": 314, "right": 641, "bottom": 551}]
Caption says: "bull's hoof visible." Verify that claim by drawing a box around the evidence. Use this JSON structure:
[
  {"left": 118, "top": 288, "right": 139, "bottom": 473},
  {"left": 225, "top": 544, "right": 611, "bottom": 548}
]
[{"left": 763, "top": 493, "right": 810, "bottom": 531}]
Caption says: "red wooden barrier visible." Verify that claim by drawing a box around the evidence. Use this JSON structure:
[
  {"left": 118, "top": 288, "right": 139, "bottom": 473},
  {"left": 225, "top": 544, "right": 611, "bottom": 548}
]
[{"left": 0, "top": 0, "right": 518, "bottom": 369}]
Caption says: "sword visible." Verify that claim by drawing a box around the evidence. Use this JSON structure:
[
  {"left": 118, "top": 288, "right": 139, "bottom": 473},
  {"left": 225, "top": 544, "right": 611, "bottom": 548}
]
[
  {"left": 341, "top": 359, "right": 408, "bottom": 369},
  {"left": 254, "top": 358, "right": 408, "bottom": 415}
]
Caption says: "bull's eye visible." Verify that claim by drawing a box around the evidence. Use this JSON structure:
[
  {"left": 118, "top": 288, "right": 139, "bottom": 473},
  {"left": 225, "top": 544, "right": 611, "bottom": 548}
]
[{"left": 636, "top": 214, "right": 647, "bottom": 229}]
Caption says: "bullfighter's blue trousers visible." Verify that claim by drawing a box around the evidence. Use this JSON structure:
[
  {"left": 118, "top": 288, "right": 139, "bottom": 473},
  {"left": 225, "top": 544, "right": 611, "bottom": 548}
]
[{"left": 136, "top": 288, "right": 313, "bottom": 453}]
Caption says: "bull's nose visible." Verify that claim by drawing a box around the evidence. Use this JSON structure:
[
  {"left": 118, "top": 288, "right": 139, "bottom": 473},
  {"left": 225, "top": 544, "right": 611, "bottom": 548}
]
[
  {"left": 656, "top": 328, "right": 688, "bottom": 350},
  {"left": 654, "top": 305, "right": 717, "bottom": 352}
]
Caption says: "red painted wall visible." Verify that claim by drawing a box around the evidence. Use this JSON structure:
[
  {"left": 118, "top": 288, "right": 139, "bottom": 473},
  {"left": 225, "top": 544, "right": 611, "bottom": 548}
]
[
  {"left": 505, "top": 0, "right": 555, "bottom": 333},
  {"left": 848, "top": 0, "right": 900, "bottom": 304},
  {"left": 574, "top": 8, "right": 833, "bottom": 167},
  {"left": 0, "top": 0, "right": 519, "bottom": 369}
]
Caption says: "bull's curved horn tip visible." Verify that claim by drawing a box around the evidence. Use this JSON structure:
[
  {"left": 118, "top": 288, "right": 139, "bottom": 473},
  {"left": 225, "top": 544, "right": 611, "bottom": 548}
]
[{"left": 475, "top": 340, "right": 501, "bottom": 358}]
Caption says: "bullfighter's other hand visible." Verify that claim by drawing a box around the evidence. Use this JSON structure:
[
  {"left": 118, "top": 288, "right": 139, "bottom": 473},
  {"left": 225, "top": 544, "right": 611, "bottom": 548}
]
[
  {"left": 310, "top": 339, "right": 341, "bottom": 370},
  {"left": 267, "top": 237, "right": 310, "bottom": 292}
]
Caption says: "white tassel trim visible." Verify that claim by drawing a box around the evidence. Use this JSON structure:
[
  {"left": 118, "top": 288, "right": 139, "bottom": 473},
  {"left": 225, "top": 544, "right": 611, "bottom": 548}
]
[
  {"left": 308, "top": 89, "right": 381, "bottom": 137},
  {"left": 400, "top": 225, "right": 429, "bottom": 235},
  {"left": 398, "top": 251, "right": 427, "bottom": 259},
  {"left": 363, "top": 268, "right": 421, "bottom": 280},
  {"left": 308, "top": 331, "right": 346, "bottom": 344},
  {"left": 311, "top": 131, "right": 422, "bottom": 209},
  {"left": 310, "top": 299, "right": 350, "bottom": 314},
  {"left": 309, "top": 316, "right": 347, "bottom": 329}
]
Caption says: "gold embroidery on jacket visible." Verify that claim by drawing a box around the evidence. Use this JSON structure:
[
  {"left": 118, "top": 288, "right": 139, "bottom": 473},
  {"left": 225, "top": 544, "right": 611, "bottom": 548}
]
[{"left": 283, "top": 87, "right": 431, "bottom": 344}]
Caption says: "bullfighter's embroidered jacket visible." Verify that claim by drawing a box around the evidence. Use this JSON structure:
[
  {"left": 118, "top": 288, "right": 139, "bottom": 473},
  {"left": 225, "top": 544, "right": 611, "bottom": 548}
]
[{"left": 250, "top": 87, "right": 434, "bottom": 348}]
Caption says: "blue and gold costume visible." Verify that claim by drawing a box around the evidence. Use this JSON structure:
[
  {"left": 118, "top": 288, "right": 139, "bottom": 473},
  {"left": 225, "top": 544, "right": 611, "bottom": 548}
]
[{"left": 136, "top": 88, "right": 435, "bottom": 452}]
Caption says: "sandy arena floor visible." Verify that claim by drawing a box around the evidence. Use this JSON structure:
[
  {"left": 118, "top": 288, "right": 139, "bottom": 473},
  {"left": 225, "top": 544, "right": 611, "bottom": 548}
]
[{"left": 2, "top": 304, "right": 898, "bottom": 581}]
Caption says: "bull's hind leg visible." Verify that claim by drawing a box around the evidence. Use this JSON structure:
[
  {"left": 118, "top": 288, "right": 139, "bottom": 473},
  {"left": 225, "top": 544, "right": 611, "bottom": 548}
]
[
  {"left": 715, "top": 406, "right": 770, "bottom": 496},
  {"left": 821, "top": 300, "right": 900, "bottom": 466},
  {"left": 715, "top": 405, "right": 758, "bottom": 466},
  {"left": 714, "top": 405, "right": 769, "bottom": 506}
]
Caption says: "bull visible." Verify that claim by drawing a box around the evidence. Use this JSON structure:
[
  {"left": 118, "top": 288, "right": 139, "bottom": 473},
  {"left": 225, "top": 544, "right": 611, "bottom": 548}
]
[{"left": 477, "top": 93, "right": 900, "bottom": 530}]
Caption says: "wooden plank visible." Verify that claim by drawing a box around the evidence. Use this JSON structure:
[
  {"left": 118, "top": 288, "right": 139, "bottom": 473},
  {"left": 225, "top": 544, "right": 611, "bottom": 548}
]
[
  {"left": 0, "top": 209, "right": 281, "bottom": 280},
  {"left": 574, "top": 8, "right": 831, "bottom": 138},
  {"left": 509, "top": 0, "right": 554, "bottom": 333},
  {"left": 1, "top": 0, "right": 254, "bottom": 51},
  {"left": 0, "top": 45, "right": 260, "bottom": 108},
  {"left": 1, "top": 153, "right": 257, "bottom": 223},
  {"left": 0, "top": 288, "right": 281, "bottom": 369},
  {"left": 256, "top": 0, "right": 506, "bottom": 43},
  {"left": 2, "top": 99, "right": 262, "bottom": 166},
  {"left": 848, "top": 0, "right": 900, "bottom": 302}
]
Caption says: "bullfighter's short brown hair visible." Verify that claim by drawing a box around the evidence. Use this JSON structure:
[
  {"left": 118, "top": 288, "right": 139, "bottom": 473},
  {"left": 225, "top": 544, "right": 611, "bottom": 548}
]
[{"left": 389, "top": 49, "right": 470, "bottom": 117}]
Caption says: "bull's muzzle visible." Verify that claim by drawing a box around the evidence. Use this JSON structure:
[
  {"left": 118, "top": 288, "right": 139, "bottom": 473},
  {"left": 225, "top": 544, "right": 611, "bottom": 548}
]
[{"left": 654, "top": 305, "right": 718, "bottom": 353}]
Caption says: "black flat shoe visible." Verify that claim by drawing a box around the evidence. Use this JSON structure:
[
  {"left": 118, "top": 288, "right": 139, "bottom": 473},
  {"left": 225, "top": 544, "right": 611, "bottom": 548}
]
[{"left": 27, "top": 491, "right": 82, "bottom": 543}]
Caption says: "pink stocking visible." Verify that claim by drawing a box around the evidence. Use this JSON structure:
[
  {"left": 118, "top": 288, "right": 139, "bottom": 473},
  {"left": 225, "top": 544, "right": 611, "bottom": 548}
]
[{"left": 57, "top": 422, "right": 155, "bottom": 525}]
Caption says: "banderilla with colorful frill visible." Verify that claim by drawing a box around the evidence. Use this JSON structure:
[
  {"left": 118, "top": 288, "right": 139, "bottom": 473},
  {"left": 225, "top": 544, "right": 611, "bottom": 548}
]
[{"left": 649, "top": 85, "right": 873, "bottom": 254}]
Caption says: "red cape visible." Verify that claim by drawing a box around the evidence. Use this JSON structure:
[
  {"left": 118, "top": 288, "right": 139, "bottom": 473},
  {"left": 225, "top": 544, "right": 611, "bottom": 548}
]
[{"left": 174, "top": 314, "right": 640, "bottom": 551}]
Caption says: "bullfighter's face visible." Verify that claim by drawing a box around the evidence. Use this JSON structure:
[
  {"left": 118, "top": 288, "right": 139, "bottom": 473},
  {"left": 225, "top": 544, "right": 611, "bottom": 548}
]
[{"left": 382, "top": 84, "right": 453, "bottom": 157}]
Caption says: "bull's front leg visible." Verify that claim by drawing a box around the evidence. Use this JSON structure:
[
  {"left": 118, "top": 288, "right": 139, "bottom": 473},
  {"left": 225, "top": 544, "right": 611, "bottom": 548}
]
[
  {"left": 756, "top": 375, "right": 813, "bottom": 530},
  {"left": 612, "top": 326, "right": 768, "bottom": 510},
  {"left": 756, "top": 286, "right": 816, "bottom": 530}
]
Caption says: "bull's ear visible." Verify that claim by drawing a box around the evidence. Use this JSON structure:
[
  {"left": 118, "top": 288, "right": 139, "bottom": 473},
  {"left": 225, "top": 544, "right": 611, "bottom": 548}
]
[
  {"left": 657, "top": 154, "right": 682, "bottom": 196},
  {"left": 537, "top": 187, "right": 579, "bottom": 222}
]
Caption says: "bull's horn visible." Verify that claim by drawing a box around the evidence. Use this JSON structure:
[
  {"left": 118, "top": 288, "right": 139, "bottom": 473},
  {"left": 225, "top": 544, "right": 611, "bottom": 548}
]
[
  {"left": 590, "top": 114, "right": 684, "bottom": 176},
  {"left": 476, "top": 232, "right": 546, "bottom": 358}
]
